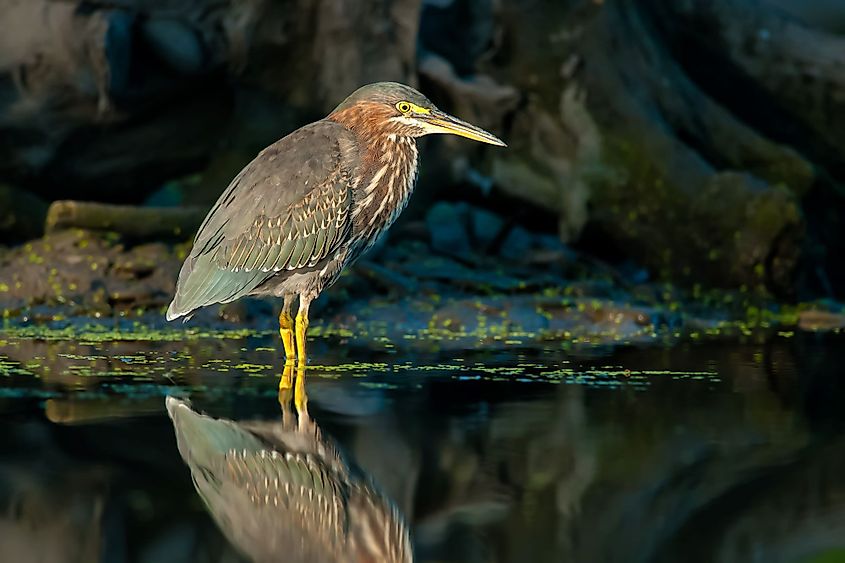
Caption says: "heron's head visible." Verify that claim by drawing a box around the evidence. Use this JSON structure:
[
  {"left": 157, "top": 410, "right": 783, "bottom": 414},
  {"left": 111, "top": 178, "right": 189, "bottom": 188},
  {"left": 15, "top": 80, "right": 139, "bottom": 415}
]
[{"left": 329, "top": 82, "right": 506, "bottom": 147}]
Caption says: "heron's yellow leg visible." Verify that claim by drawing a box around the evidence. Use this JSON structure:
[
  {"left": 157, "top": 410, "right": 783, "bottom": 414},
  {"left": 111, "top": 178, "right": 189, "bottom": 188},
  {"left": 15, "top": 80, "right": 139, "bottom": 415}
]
[
  {"left": 279, "top": 297, "right": 295, "bottom": 364},
  {"left": 279, "top": 312, "right": 295, "bottom": 364},
  {"left": 295, "top": 305, "right": 310, "bottom": 366}
]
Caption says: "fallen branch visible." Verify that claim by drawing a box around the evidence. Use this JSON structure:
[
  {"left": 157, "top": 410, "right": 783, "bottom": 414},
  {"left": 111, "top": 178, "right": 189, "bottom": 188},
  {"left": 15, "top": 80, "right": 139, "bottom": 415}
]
[{"left": 45, "top": 201, "right": 206, "bottom": 240}]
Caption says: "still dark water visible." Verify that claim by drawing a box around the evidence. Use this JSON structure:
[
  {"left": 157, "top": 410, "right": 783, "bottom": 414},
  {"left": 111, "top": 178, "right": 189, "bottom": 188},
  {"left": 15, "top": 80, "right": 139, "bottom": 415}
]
[{"left": 1, "top": 329, "right": 844, "bottom": 563}]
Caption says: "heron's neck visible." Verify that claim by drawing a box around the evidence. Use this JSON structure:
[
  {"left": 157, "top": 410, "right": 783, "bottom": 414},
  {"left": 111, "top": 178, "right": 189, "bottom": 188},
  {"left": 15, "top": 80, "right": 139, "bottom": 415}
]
[
  {"left": 327, "top": 103, "right": 420, "bottom": 242},
  {"left": 351, "top": 132, "right": 419, "bottom": 243}
]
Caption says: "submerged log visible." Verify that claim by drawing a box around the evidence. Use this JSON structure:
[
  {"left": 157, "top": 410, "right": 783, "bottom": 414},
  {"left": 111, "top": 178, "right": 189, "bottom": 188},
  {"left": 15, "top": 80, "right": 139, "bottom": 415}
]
[{"left": 45, "top": 201, "right": 206, "bottom": 240}]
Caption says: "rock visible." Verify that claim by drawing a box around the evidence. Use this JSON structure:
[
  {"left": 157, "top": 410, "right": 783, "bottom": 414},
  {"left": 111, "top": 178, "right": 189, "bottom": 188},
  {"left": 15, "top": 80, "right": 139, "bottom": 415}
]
[
  {"left": 426, "top": 202, "right": 472, "bottom": 257},
  {"left": 468, "top": 207, "right": 505, "bottom": 250},
  {"left": 393, "top": 253, "right": 522, "bottom": 291},
  {"left": 355, "top": 260, "right": 420, "bottom": 294},
  {"left": 498, "top": 301, "right": 551, "bottom": 334},
  {"left": 0, "top": 229, "right": 180, "bottom": 315},
  {"left": 140, "top": 18, "right": 209, "bottom": 75},
  {"left": 499, "top": 225, "right": 534, "bottom": 261},
  {"left": 521, "top": 234, "right": 575, "bottom": 268}
]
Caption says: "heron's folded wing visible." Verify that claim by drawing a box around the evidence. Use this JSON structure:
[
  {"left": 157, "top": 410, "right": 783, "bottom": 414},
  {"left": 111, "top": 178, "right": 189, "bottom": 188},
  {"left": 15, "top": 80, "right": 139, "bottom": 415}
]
[{"left": 167, "top": 121, "right": 359, "bottom": 319}]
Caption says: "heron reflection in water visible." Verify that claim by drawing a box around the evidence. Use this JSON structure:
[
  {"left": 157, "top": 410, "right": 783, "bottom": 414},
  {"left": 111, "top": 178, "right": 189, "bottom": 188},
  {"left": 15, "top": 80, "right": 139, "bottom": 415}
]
[{"left": 166, "top": 366, "right": 413, "bottom": 563}]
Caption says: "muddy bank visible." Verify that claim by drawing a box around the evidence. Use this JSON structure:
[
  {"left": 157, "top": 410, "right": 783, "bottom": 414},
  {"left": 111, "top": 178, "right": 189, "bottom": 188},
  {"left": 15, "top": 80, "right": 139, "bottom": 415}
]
[{"left": 0, "top": 228, "right": 185, "bottom": 318}]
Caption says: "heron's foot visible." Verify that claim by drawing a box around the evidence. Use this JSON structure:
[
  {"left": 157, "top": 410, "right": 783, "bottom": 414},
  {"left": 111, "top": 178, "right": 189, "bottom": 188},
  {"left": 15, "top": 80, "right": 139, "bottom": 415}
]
[
  {"left": 295, "top": 310, "right": 309, "bottom": 366},
  {"left": 279, "top": 311, "right": 296, "bottom": 364}
]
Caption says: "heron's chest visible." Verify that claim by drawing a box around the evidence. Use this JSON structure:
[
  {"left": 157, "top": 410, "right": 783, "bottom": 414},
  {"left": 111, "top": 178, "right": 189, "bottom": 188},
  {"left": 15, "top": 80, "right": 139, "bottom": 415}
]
[{"left": 349, "top": 137, "right": 419, "bottom": 244}]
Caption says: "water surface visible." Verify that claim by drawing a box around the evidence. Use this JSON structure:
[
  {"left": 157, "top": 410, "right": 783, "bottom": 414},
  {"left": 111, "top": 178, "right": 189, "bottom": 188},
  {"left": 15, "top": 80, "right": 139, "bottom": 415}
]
[{"left": 1, "top": 331, "right": 844, "bottom": 562}]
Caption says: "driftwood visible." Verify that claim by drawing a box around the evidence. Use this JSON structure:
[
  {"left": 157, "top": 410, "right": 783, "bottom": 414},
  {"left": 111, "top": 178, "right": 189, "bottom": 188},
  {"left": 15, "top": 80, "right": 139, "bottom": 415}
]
[{"left": 45, "top": 201, "right": 206, "bottom": 240}]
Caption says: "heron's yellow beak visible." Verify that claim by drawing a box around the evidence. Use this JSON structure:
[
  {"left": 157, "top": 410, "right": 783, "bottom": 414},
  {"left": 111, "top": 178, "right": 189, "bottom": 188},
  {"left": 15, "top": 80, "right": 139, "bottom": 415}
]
[{"left": 421, "top": 109, "right": 507, "bottom": 147}]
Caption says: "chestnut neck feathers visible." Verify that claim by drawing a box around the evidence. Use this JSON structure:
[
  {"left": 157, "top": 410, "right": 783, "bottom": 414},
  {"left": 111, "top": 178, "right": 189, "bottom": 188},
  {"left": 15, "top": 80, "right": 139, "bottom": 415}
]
[{"left": 328, "top": 101, "right": 419, "bottom": 246}]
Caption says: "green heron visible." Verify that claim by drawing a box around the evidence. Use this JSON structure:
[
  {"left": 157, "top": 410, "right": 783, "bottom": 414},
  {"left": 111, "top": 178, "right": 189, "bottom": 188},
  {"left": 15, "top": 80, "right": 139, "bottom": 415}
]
[
  {"left": 166, "top": 366, "right": 413, "bottom": 562},
  {"left": 166, "top": 82, "right": 505, "bottom": 364}
]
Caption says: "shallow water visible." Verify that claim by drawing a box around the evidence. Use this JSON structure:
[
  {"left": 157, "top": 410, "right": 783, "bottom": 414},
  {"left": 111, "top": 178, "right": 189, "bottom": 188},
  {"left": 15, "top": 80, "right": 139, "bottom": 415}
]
[{"left": 1, "top": 330, "right": 844, "bottom": 563}]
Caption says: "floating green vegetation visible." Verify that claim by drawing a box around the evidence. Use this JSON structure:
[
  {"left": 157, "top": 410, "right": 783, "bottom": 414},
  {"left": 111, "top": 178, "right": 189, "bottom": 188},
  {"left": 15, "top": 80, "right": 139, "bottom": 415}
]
[
  {"left": 308, "top": 325, "right": 356, "bottom": 339},
  {"left": 0, "top": 357, "right": 34, "bottom": 377},
  {"left": 58, "top": 353, "right": 109, "bottom": 361},
  {"left": 310, "top": 362, "right": 391, "bottom": 372},
  {"left": 232, "top": 362, "right": 275, "bottom": 375},
  {"left": 0, "top": 323, "right": 274, "bottom": 343},
  {"left": 300, "top": 359, "right": 720, "bottom": 388},
  {"left": 393, "top": 362, "right": 464, "bottom": 372}
]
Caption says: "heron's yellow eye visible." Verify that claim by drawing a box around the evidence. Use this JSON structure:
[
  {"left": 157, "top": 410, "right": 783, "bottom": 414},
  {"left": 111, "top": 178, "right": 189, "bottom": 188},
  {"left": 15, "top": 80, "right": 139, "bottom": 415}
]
[{"left": 396, "top": 101, "right": 411, "bottom": 114}]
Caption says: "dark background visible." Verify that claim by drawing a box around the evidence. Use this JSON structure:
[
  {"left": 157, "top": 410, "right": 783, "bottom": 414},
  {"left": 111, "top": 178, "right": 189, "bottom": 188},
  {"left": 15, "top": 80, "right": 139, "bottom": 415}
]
[{"left": 2, "top": 0, "right": 845, "bottom": 303}]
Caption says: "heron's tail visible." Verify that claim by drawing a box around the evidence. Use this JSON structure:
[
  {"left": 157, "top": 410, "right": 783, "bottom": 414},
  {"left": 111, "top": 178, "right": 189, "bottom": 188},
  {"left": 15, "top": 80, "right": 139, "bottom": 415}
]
[
  {"left": 166, "top": 253, "right": 268, "bottom": 322},
  {"left": 165, "top": 300, "right": 187, "bottom": 321}
]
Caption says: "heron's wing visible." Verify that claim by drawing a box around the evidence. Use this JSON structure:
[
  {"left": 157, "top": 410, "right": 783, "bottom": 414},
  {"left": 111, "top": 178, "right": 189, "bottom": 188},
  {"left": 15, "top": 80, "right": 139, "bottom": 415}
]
[{"left": 167, "top": 120, "right": 359, "bottom": 320}]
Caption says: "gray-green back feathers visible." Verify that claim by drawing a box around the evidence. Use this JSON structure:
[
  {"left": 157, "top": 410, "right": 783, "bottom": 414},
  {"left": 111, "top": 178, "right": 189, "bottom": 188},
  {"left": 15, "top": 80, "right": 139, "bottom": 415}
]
[{"left": 166, "top": 121, "right": 360, "bottom": 320}]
